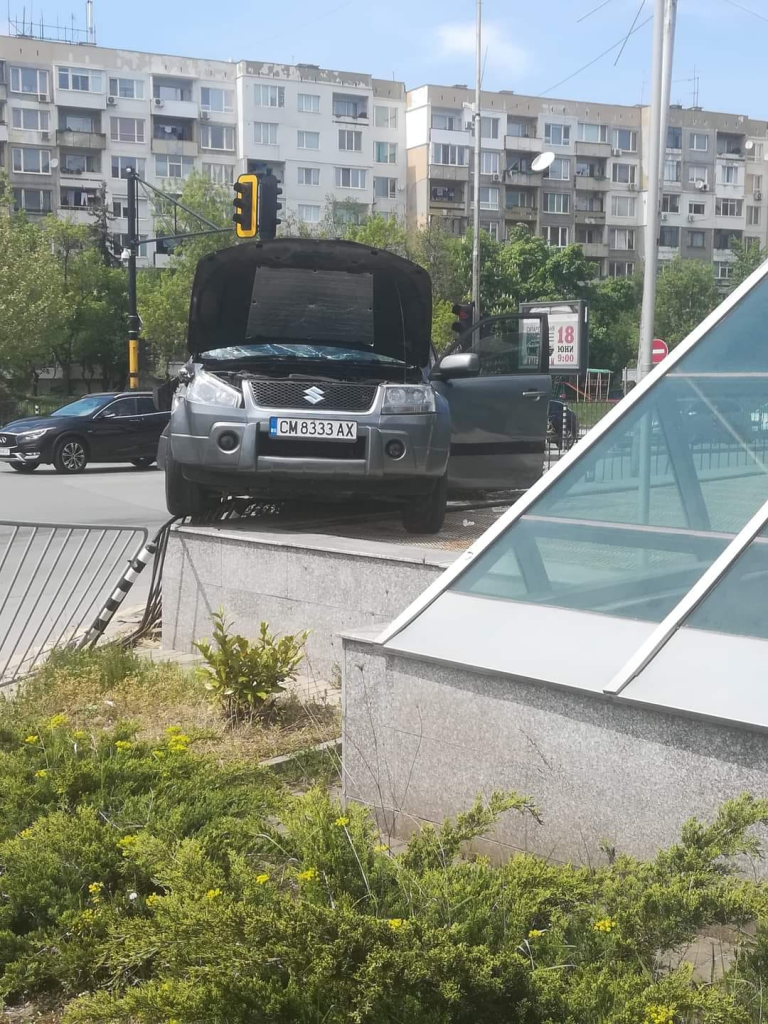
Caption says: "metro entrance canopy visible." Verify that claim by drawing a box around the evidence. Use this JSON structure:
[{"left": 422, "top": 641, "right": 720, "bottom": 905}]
[{"left": 378, "top": 260, "right": 768, "bottom": 732}]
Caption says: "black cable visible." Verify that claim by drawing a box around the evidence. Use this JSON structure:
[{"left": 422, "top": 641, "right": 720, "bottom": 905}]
[{"left": 542, "top": 14, "right": 653, "bottom": 95}]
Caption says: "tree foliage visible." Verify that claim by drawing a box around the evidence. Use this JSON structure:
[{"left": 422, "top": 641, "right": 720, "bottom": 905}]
[{"left": 654, "top": 257, "right": 720, "bottom": 349}]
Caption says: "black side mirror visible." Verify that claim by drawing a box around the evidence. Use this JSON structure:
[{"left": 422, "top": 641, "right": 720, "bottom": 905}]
[{"left": 431, "top": 352, "right": 481, "bottom": 381}]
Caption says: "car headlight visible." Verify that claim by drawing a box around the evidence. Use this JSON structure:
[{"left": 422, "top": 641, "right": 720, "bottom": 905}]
[
  {"left": 381, "top": 385, "right": 435, "bottom": 415},
  {"left": 17, "top": 428, "right": 51, "bottom": 442},
  {"left": 185, "top": 369, "right": 243, "bottom": 408}
]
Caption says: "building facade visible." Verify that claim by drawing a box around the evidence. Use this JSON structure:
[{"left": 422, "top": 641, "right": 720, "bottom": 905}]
[
  {"left": 406, "top": 83, "right": 768, "bottom": 282},
  {"left": 0, "top": 38, "right": 407, "bottom": 265}
]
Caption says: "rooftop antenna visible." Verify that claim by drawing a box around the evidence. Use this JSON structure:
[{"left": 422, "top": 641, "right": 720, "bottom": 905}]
[{"left": 86, "top": 0, "right": 94, "bottom": 42}]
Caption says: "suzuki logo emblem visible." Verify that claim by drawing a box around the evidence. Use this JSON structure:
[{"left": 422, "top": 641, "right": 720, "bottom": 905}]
[{"left": 303, "top": 386, "right": 325, "bottom": 405}]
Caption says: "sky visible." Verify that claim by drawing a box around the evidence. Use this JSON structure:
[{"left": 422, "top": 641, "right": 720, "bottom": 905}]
[{"left": 7, "top": 0, "right": 768, "bottom": 119}]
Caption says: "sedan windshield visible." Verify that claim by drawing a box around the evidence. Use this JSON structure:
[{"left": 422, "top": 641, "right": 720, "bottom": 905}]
[
  {"left": 201, "top": 343, "right": 406, "bottom": 366},
  {"left": 51, "top": 395, "right": 109, "bottom": 418}
]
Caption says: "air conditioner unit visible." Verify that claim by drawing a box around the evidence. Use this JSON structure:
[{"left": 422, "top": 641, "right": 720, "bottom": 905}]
[
  {"left": 492, "top": 173, "right": 500, "bottom": 182},
  {"left": 154, "top": 98, "right": 164, "bottom": 108},
  {"left": 200, "top": 110, "right": 210, "bottom": 120},
  {"left": 687, "top": 214, "right": 695, "bottom": 222},
  {"left": 40, "top": 131, "right": 49, "bottom": 140},
  {"left": 38, "top": 94, "right": 48, "bottom": 103},
  {"left": 628, "top": 182, "right": 637, "bottom": 190},
  {"left": 612, "top": 148, "right": 623, "bottom": 157},
  {"left": 756, "top": 190, "right": 763, "bottom": 200},
  {"left": 661, "top": 212, "right": 668, "bottom": 221},
  {"left": 107, "top": 95, "right": 117, "bottom": 106}
]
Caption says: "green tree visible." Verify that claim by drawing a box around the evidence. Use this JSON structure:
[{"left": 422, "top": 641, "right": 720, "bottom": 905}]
[
  {"left": 654, "top": 256, "right": 719, "bottom": 349},
  {"left": 588, "top": 274, "right": 642, "bottom": 376},
  {"left": 729, "top": 239, "right": 767, "bottom": 291}
]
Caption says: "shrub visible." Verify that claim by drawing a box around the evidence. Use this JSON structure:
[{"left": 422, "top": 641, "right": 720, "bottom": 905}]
[{"left": 194, "top": 610, "right": 308, "bottom": 723}]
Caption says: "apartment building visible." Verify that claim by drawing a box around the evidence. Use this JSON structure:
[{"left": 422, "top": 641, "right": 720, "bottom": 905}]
[
  {"left": 406, "top": 84, "right": 768, "bottom": 281},
  {"left": 0, "top": 37, "right": 407, "bottom": 265}
]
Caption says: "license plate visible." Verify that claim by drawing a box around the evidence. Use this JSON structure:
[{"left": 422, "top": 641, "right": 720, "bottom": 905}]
[
  {"left": 269, "top": 417, "right": 357, "bottom": 441},
  {"left": 0, "top": 448, "right": 10, "bottom": 457}
]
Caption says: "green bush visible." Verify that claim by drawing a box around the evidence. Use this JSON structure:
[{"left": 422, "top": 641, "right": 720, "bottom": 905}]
[{"left": 194, "top": 610, "right": 308, "bottom": 723}]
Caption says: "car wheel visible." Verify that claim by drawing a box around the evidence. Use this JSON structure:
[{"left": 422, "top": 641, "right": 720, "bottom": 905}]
[
  {"left": 401, "top": 474, "right": 447, "bottom": 535},
  {"left": 165, "top": 446, "right": 216, "bottom": 518},
  {"left": 131, "top": 457, "right": 156, "bottom": 469},
  {"left": 53, "top": 437, "right": 88, "bottom": 474},
  {"left": 10, "top": 462, "right": 38, "bottom": 472}
]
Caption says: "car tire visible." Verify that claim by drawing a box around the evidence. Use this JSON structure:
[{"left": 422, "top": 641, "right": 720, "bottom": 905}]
[
  {"left": 53, "top": 437, "right": 88, "bottom": 474},
  {"left": 10, "top": 462, "right": 38, "bottom": 472},
  {"left": 165, "top": 446, "right": 216, "bottom": 518},
  {"left": 131, "top": 457, "right": 156, "bottom": 469},
  {"left": 401, "top": 474, "right": 447, "bottom": 535}
]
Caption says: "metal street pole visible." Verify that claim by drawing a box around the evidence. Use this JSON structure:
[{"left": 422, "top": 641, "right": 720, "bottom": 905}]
[
  {"left": 637, "top": 0, "right": 668, "bottom": 381},
  {"left": 471, "top": 0, "right": 482, "bottom": 323},
  {"left": 126, "top": 169, "right": 140, "bottom": 390},
  {"left": 658, "top": 0, "right": 678, "bottom": 168}
]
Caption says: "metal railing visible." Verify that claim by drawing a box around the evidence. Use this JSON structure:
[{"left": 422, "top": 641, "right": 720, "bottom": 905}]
[{"left": 0, "top": 521, "right": 148, "bottom": 687}]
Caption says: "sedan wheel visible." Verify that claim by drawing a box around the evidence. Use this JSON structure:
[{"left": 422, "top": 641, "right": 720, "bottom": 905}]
[{"left": 54, "top": 438, "right": 88, "bottom": 474}]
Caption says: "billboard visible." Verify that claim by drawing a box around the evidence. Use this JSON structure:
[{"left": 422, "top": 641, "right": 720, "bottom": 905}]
[{"left": 519, "top": 300, "right": 589, "bottom": 375}]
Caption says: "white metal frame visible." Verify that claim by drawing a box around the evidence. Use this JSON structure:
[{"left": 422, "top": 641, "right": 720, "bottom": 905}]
[{"left": 376, "top": 255, "right": 768, "bottom": 646}]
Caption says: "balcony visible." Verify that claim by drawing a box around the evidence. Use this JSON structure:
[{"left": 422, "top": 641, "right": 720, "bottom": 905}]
[
  {"left": 0, "top": 82, "right": 7, "bottom": 102},
  {"left": 575, "top": 140, "right": 611, "bottom": 158},
  {"left": 504, "top": 134, "right": 542, "bottom": 154},
  {"left": 53, "top": 87, "right": 106, "bottom": 111},
  {"left": 575, "top": 208, "right": 606, "bottom": 224},
  {"left": 59, "top": 159, "right": 103, "bottom": 181},
  {"left": 151, "top": 138, "right": 198, "bottom": 157},
  {"left": 505, "top": 169, "right": 541, "bottom": 187},
  {"left": 504, "top": 204, "right": 536, "bottom": 222},
  {"left": 579, "top": 242, "right": 608, "bottom": 258},
  {"left": 430, "top": 188, "right": 464, "bottom": 208},
  {"left": 58, "top": 206, "right": 95, "bottom": 226},
  {"left": 575, "top": 174, "right": 610, "bottom": 191},
  {"left": 0, "top": 122, "right": 7, "bottom": 143},
  {"left": 56, "top": 129, "right": 106, "bottom": 150},
  {"left": 428, "top": 163, "right": 469, "bottom": 182}
]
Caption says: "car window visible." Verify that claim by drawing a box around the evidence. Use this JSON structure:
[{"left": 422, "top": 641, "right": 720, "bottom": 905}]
[
  {"left": 51, "top": 395, "right": 110, "bottom": 417},
  {"left": 105, "top": 398, "right": 137, "bottom": 417},
  {"left": 136, "top": 396, "right": 156, "bottom": 414},
  {"left": 453, "top": 317, "right": 543, "bottom": 376}
]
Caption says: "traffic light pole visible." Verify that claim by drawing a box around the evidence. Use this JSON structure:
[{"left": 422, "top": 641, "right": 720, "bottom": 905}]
[{"left": 126, "top": 169, "right": 140, "bottom": 390}]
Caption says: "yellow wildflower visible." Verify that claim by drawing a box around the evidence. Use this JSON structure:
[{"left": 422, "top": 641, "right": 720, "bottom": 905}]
[
  {"left": 374, "top": 843, "right": 388, "bottom": 853},
  {"left": 165, "top": 725, "right": 183, "bottom": 736},
  {"left": 334, "top": 816, "right": 349, "bottom": 827},
  {"left": 645, "top": 1005, "right": 676, "bottom": 1024},
  {"left": 48, "top": 714, "right": 68, "bottom": 729},
  {"left": 528, "top": 929, "right": 545, "bottom": 939},
  {"left": 88, "top": 881, "right": 104, "bottom": 904},
  {"left": 387, "top": 918, "right": 404, "bottom": 930},
  {"left": 115, "top": 740, "right": 132, "bottom": 751},
  {"left": 256, "top": 874, "right": 270, "bottom": 885},
  {"left": 80, "top": 908, "right": 96, "bottom": 923},
  {"left": 118, "top": 835, "right": 138, "bottom": 853},
  {"left": 593, "top": 917, "right": 616, "bottom": 933},
  {"left": 24, "top": 735, "right": 38, "bottom": 745},
  {"left": 145, "top": 893, "right": 163, "bottom": 908},
  {"left": 204, "top": 888, "right": 222, "bottom": 901},
  {"left": 19, "top": 828, "right": 33, "bottom": 839},
  {"left": 297, "top": 868, "right": 317, "bottom": 882},
  {"left": 72, "top": 730, "right": 89, "bottom": 742},
  {"left": 34, "top": 769, "right": 48, "bottom": 779}
]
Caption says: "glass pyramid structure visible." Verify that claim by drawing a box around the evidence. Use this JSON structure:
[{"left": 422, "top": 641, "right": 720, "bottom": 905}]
[{"left": 379, "top": 263, "right": 768, "bottom": 729}]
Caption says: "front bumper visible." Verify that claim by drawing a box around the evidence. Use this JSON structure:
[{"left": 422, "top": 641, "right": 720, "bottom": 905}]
[
  {"left": 0, "top": 435, "right": 44, "bottom": 466},
  {"left": 168, "top": 383, "right": 450, "bottom": 497}
]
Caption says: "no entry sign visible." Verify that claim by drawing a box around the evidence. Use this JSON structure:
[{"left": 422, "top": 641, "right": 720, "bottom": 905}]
[{"left": 652, "top": 338, "right": 669, "bottom": 364}]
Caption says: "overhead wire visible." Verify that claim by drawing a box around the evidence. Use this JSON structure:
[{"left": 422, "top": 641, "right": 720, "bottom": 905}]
[
  {"left": 614, "top": 0, "right": 646, "bottom": 66},
  {"left": 722, "top": 0, "right": 768, "bottom": 23},
  {"left": 541, "top": 15, "right": 653, "bottom": 95},
  {"left": 577, "top": 0, "right": 616, "bottom": 23}
]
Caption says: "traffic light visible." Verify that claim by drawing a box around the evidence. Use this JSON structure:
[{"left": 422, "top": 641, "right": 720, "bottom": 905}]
[
  {"left": 451, "top": 302, "right": 474, "bottom": 334},
  {"left": 233, "top": 173, "right": 258, "bottom": 238},
  {"left": 259, "top": 173, "right": 283, "bottom": 241}
]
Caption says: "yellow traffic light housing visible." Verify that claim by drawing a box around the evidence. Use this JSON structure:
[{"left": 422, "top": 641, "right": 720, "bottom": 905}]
[{"left": 233, "top": 173, "right": 258, "bottom": 238}]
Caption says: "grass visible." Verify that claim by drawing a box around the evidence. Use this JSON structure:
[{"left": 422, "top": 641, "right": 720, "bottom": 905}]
[{"left": 3, "top": 645, "right": 341, "bottom": 766}]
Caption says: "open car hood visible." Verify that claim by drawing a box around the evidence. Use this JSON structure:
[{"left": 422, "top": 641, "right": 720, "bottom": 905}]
[{"left": 187, "top": 238, "right": 433, "bottom": 368}]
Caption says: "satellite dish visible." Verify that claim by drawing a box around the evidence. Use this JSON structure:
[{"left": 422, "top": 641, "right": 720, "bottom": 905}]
[
  {"left": 50, "top": 158, "right": 59, "bottom": 169},
  {"left": 531, "top": 151, "right": 556, "bottom": 172},
  {"left": 746, "top": 140, "right": 755, "bottom": 151},
  {"left": 694, "top": 179, "right": 706, "bottom": 190}
]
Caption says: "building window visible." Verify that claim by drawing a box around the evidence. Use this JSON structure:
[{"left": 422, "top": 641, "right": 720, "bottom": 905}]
[
  {"left": 746, "top": 237, "right": 762, "bottom": 251},
  {"left": 255, "top": 85, "right": 284, "bottom": 107},
  {"left": 488, "top": 222, "right": 499, "bottom": 241},
  {"left": 577, "top": 122, "right": 608, "bottom": 143},
  {"left": 298, "top": 166, "right": 320, "bottom": 186},
  {"left": 298, "top": 93, "right": 320, "bottom": 113},
  {"left": 687, "top": 165, "right": 709, "bottom": 186},
  {"left": 506, "top": 189, "right": 532, "bottom": 209},
  {"left": 11, "top": 147, "right": 50, "bottom": 174},
  {"left": 432, "top": 112, "right": 463, "bottom": 131},
  {"left": 714, "top": 230, "right": 739, "bottom": 249},
  {"left": 575, "top": 160, "right": 605, "bottom": 178},
  {"left": 609, "top": 261, "right": 634, "bottom": 277},
  {"left": 110, "top": 117, "right": 145, "bottom": 144},
  {"left": 200, "top": 87, "right": 233, "bottom": 112},
  {"left": 480, "top": 151, "right": 500, "bottom": 175},
  {"left": 202, "top": 163, "right": 235, "bottom": 184},
  {"left": 544, "top": 191, "right": 570, "bottom": 214},
  {"left": 109, "top": 77, "right": 145, "bottom": 100},
  {"left": 335, "top": 167, "right": 367, "bottom": 189},
  {"left": 659, "top": 226, "right": 680, "bottom": 247},
  {"left": 480, "top": 116, "right": 499, "bottom": 139},
  {"left": 374, "top": 106, "right": 397, "bottom": 129},
  {"left": 545, "top": 157, "right": 570, "bottom": 181},
  {"left": 374, "top": 176, "right": 397, "bottom": 199},
  {"left": 297, "top": 130, "right": 320, "bottom": 150},
  {"left": 715, "top": 261, "right": 734, "bottom": 280},
  {"left": 662, "top": 194, "right": 680, "bottom": 213},
  {"left": 612, "top": 127, "right": 638, "bottom": 152},
  {"left": 333, "top": 96, "right": 366, "bottom": 118},
  {"left": 254, "top": 122, "right": 278, "bottom": 145},
  {"left": 716, "top": 197, "right": 743, "bottom": 217},
  {"left": 479, "top": 186, "right": 500, "bottom": 210},
  {"left": 153, "top": 117, "right": 192, "bottom": 142},
  {"left": 11, "top": 107, "right": 49, "bottom": 131},
  {"left": 748, "top": 205, "right": 761, "bottom": 226},
  {"left": 432, "top": 185, "right": 458, "bottom": 202},
  {"left": 748, "top": 173, "right": 763, "bottom": 192},
  {"left": 545, "top": 123, "right": 570, "bottom": 146},
  {"left": 61, "top": 112, "right": 97, "bottom": 132},
  {"left": 666, "top": 126, "right": 682, "bottom": 149},
  {"left": 751, "top": 143, "right": 765, "bottom": 161},
  {"left": 375, "top": 141, "right": 397, "bottom": 163},
  {"left": 612, "top": 162, "right": 637, "bottom": 185},
  {"left": 112, "top": 198, "right": 129, "bottom": 218},
  {"left": 61, "top": 152, "right": 99, "bottom": 173},
  {"left": 57, "top": 66, "right": 103, "bottom": 93},
  {"left": 545, "top": 225, "right": 569, "bottom": 247},
  {"left": 298, "top": 204, "right": 320, "bottom": 223},
  {"left": 689, "top": 201, "right": 706, "bottom": 216},
  {"left": 155, "top": 154, "right": 195, "bottom": 178},
  {"left": 12, "top": 187, "right": 52, "bottom": 212},
  {"left": 10, "top": 66, "right": 49, "bottom": 96},
  {"left": 339, "top": 129, "right": 362, "bottom": 152},
  {"left": 663, "top": 159, "right": 681, "bottom": 182},
  {"left": 611, "top": 195, "right": 637, "bottom": 217},
  {"left": 153, "top": 78, "right": 192, "bottom": 102},
  {"left": 431, "top": 143, "right": 468, "bottom": 166},
  {"left": 720, "top": 164, "right": 740, "bottom": 186},
  {"left": 575, "top": 194, "right": 603, "bottom": 212},
  {"left": 112, "top": 233, "right": 148, "bottom": 258},
  {"left": 690, "top": 132, "right": 708, "bottom": 152},
  {"left": 576, "top": 226, "right": 602, "bottom": 244},
  {"left": 111, "top": 156, "right": 145, "bottom": 179},
  {"left": 687, "top": 230, "right": 706, "bottom": 248},
  {"left": 200, "top": 124, "right": 235, "bottom": 151},
  {"left": 610, "top": 227, "right": 636, "bottom": 250},
  {"left": 507, "top": 119, "right": 533, "bottom": 138}
]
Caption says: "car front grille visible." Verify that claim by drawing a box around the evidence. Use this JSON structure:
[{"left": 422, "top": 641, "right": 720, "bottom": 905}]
[
  {"left": 0, "top": 434, "right": 17, "bottom": 448},
  {"left": 259, "top": 435, "right": 366, "bottom": 460},
  {"left": 250, "top": 380, "right": 378, "bottom": 412}
]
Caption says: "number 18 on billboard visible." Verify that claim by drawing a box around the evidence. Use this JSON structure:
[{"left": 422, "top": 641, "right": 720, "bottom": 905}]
[{"left": 519, "top": 300, "right": 589, "bottom": 375}]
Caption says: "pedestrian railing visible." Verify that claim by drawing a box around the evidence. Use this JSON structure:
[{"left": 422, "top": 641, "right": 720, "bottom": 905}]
[{"left": 0, "top": 521, "right": 148, "bottom": 687}]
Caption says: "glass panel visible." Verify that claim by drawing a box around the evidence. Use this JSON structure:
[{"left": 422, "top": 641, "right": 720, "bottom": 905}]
[
  {"left": 685, "top": 524, "right": 768, "bottom": 639},
  {"left": 449, "top": 316, "right": 543, "bottom": 375},
  {"left": 451, "top": 274, "right": 768, "bottom": 621}
]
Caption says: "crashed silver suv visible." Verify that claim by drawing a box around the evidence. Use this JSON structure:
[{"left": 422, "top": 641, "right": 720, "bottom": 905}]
[{"left": 161, "top": 239, "right": 550, "bottom": 532}]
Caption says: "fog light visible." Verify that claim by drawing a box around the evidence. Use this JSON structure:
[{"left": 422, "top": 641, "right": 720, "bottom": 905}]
[
  {"left": 218, "top": 432, "right": 239, "bottom": 452},
  {"left": 385, "top": 439, "right": 406, "bottom": 460}
]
